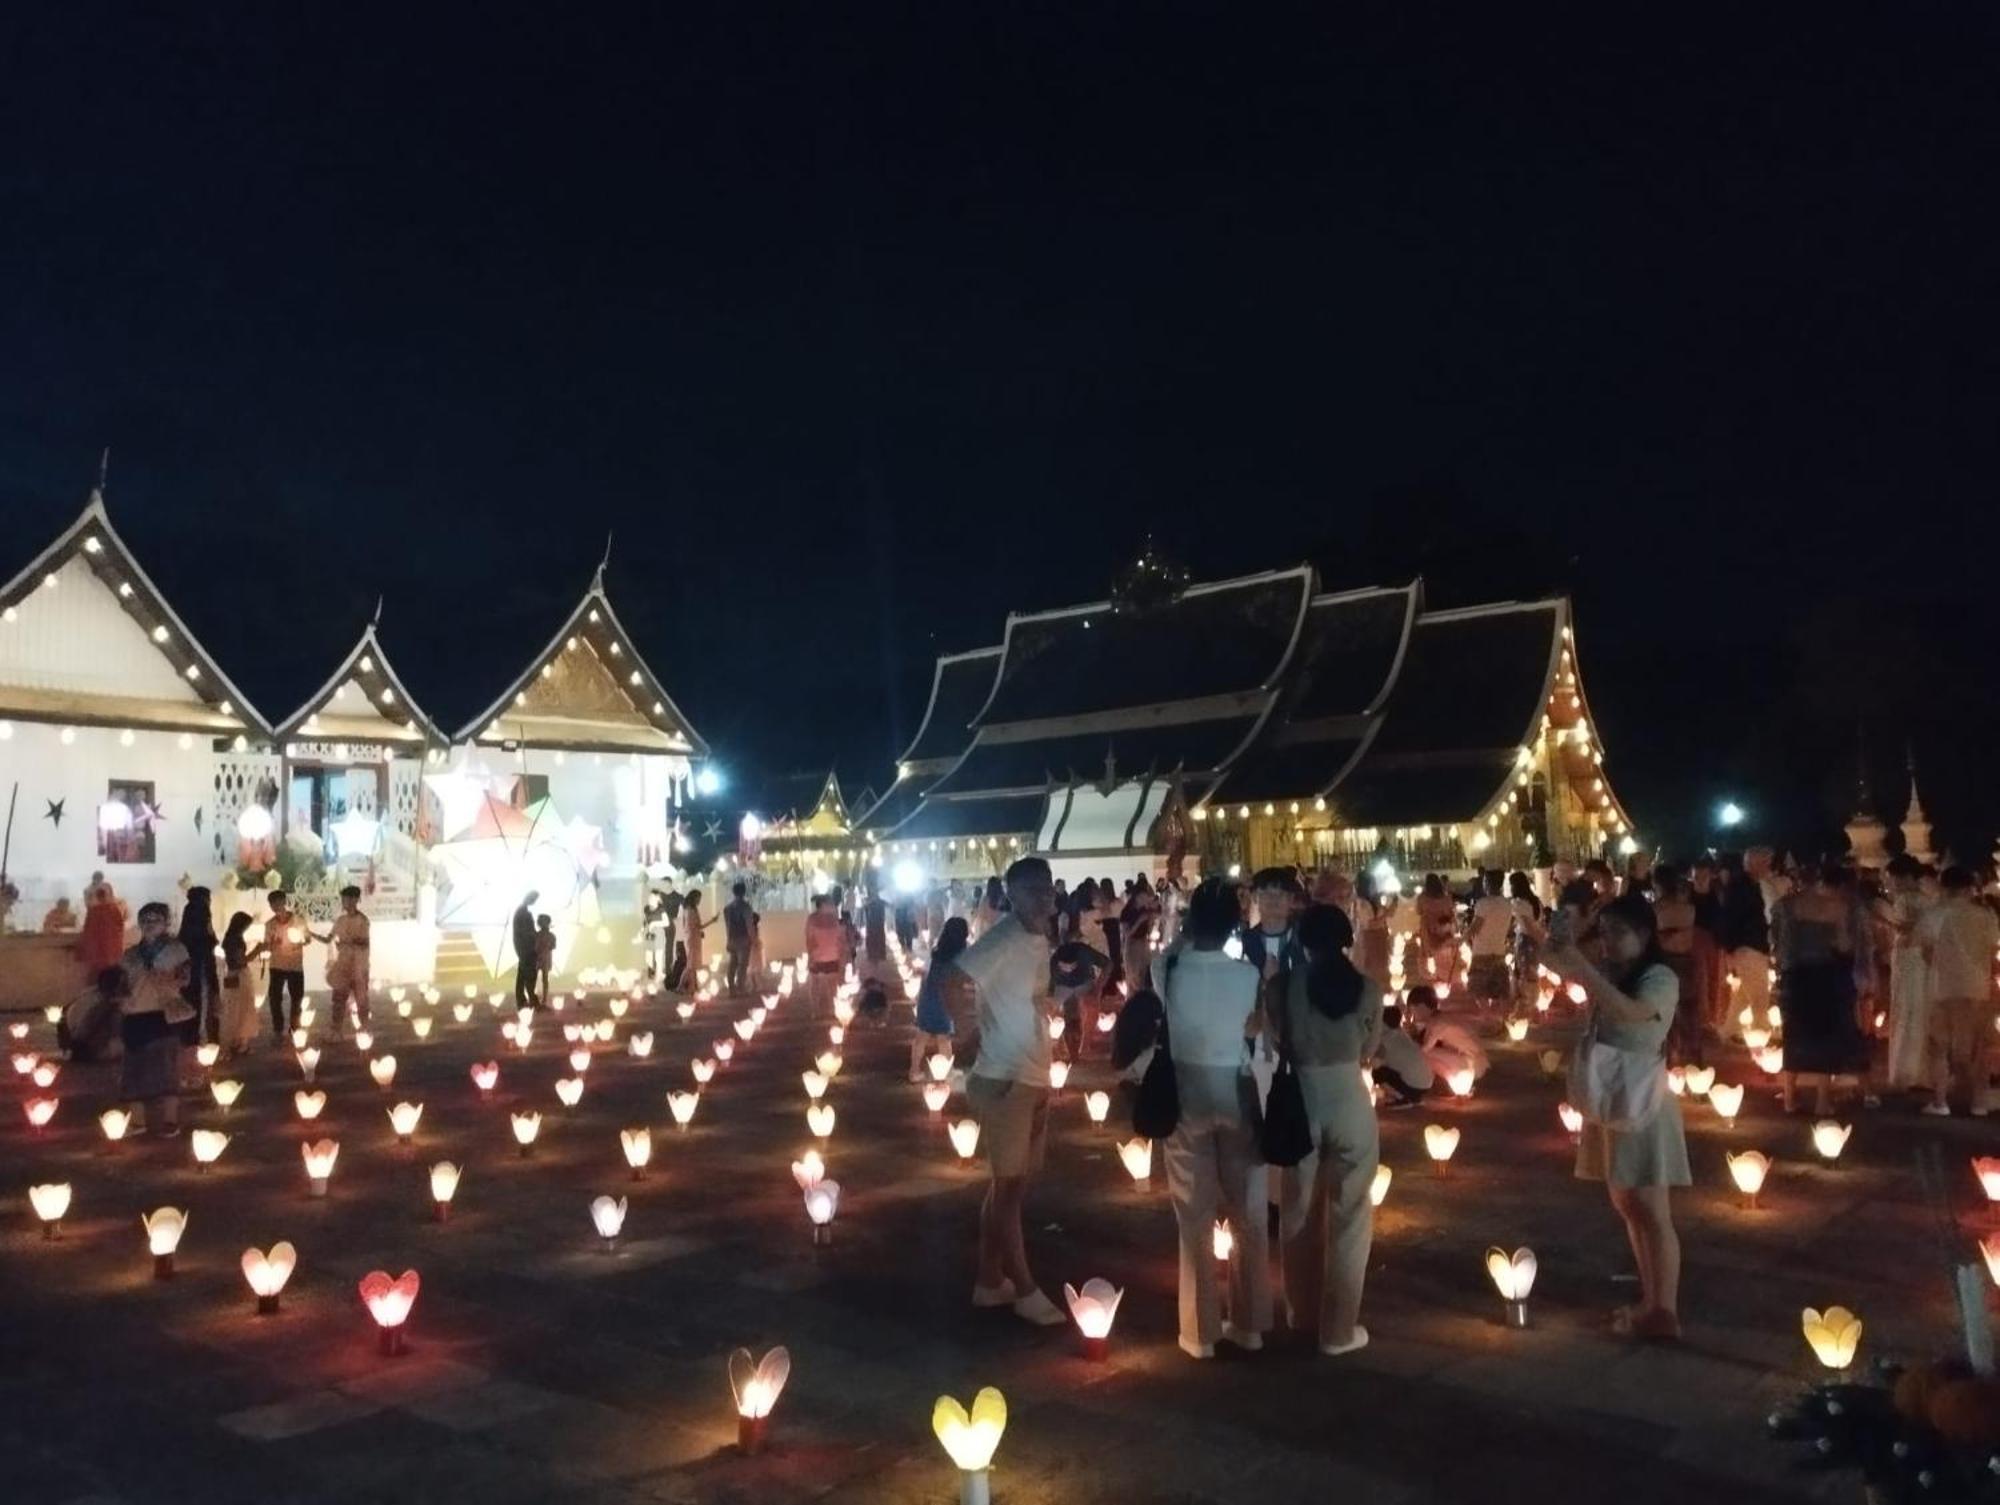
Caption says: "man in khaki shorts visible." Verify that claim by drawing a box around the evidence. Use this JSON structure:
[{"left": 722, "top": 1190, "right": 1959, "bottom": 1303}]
[{"left": 945, "top": 856, "right": 1066, "bottom": 1327}]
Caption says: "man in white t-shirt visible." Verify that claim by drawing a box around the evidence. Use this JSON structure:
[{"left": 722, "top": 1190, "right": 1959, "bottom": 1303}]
[
  {"left": 1466, "top": 869, "right": 1514, "bottom": 1005},
  {"left": 1919, "top": 867, "right": 2000, "bottom": 1117},
  {"left": 945, "top": 856, "right": 1066, "bottom": 1326}
]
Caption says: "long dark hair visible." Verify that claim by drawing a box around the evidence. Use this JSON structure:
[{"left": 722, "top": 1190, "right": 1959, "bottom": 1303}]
[
  {"left": 931, "top": 916, "right": 970, "bottom": 970},
  {"left": 1297, "top": 903, "right": 1365, "bottom": 1020},
  {"left": 1596, "top": 893, "right": 1666, "bottom": 989},
  {"left": 1183, "top": 877, "right": 1239, "bottom": 947}
]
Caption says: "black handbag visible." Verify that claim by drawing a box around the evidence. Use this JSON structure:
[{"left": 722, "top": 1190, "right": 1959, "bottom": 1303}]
[
  {"left": 1131, "top": 957, "right": 1181, "bottom": 1139},
  {"left": 1258, "top": 1044, "right": 1314, "bottom": 1167}
]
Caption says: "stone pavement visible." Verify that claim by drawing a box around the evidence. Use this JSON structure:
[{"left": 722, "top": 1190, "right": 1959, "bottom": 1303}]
[{"left": 2, "top": 980, "right": 1991, "bottom": 1504}]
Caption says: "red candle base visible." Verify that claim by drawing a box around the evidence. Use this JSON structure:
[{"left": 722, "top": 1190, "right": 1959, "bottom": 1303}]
[
  {"left": 257, "top": 1293, "right": 280, "bottom": 1315},
  {"left": 154, "top": 1253, "right": 175, "bottom": 1280},
  {"left": 41, "top": 1222, "right": 60, "bottom": 1241},
  {"left": 1080, "top": 1334, "right": 1108, "bottom": 1362},
  {"left": 434, "top": 1200, "right": 452, "bottom": 1223},
  {"left": 378, "top": 1325, "right": 406, "bottom": 1356},
  {"left": 738, "top": 1413, "right": 768, "bottom": 1455}
]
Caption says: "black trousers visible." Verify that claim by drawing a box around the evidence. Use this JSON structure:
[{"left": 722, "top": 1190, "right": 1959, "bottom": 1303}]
[
  {"left": 515, "top": 959, "right": 538, "bottom": 1008},
  {"left": 1372, "top": 1065, "right": 1428, "bottom": 1105},
  {"left": 266, "top": 969, "right": 305, "bottom": 1035}
]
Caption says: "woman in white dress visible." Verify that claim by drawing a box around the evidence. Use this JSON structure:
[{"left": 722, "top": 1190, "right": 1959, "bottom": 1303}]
[{"left": 1881, "top": 857, "right": 1932, "bottom": 1092}]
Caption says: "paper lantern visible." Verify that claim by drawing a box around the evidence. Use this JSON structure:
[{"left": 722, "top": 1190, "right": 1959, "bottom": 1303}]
[
  {"left": 1665, "top": 1066, "right": 1686, "bottom": 1098},
  {"left": 1048, "top": 1060, "right": 1071, "bottom": 1091},
  {"left": 9, "top": 1051, "right": 36, "bottom": 1076},
  {"left": 675, "top": 1001, "right": 696, "bottom": 1022},
  {"left": 5, "top": 1022, "right": 25, "bottom": 1039},
  {"left": 923, "top": 1081, "right": 951, "bottom": 1114},
  {"left": 804, "top": 1180, "right": 840, "bottom": 1245},
  {"left": 1726, "top": 1149, "right": 1771, "bottom": 1208},
  {"left": 1504, "top": 1017, "right": 1529, "bottom": 1043},
  {"left": 295, "top": 1089, "right": 326, "bottom": 1121},
  {"left": 828, "top": 1025, "right": 845, "bottom": 1046},
  {"left": 1084, "top": 1090, "right": 1110, "bottom": 1124},
  {"left": 608, "top": 997, "right": 630, "bottom": 1019},
  {"left": 567, "top": 1048, "right": 592, "bottom": 1075},
  {"left": 590, "top": 1194, "right": 627, "bottom": 1250},
  {"left": 1708, "top": 1082, "right": 1744, "bottom": 1124},
  {"left": 792, "top": 1151, "right": 825, "bottom": 1191},
  {"left": 1485, "top": 1246, "right": 1537, "bottom": 1326},
  {"left": 297, "top": 1047, "right": 320, "bottom": 1082},
  {"left": 29, "top": 1182, "right": 71, "bottom": 1238},
  {"left": 24, "top": 1097, "right": 56, "bottom": 1130},
  {"left": 1753, "top": 1046, "right": 1785, "bottom": 1075},
  {"left": 429, "top": 1161, "right": 461, "bottom": 1219},
  {"left": 1981, "top": 1234, "right": 2000, "bottom": 1289},
  {"left": 369, "top": 1055, "right": 397, "bottom": 1089},
  {"left": 1117, "top": 1137, "right": 1153, "bottom": 1185},
  {"left": 945, "top": 1118, "right": 982, "bottom": 1162},
  {"left": 40, "top": 1003, "right": 62, "bottom": 1025},
  {"left": 1683, "top": 1065, "right": 1715, "bottom": 1097},
  {"left": 1802, "top": 1305, "right": 1862, "bottom": 1372},
  {"left": 1042, "top": 1015, "right": 1065, "bottom": 1042},
  {"left": 1742, "top": 1026, "right": 1771, "bottom": 1050},
  {"left": 30, "top": 1061, "right": 58, "bottom": 1089},
  {"left": 359, "top": 1269, "right": 421, "bottom": 1355},
  {"left": 1557, "top": 1102, "right": 1583, "bottom": 1138},
  {"left": 511, "top": 1111, "right": 542, "bottom": 1157},
  {"left": 555, "top": 1077, "right": 585, "bottom": 1109},
  {"left": 814, "top": 1052, "right": 843, "bottom": 1080},
  {"left": 1444, "top": 1066, "right": 1476, "bottom": 1100},
  {"left": 1975, "top": 1158, "right": 2000, "bottom": 1203},
  {"left": 691, "top": 1058, "right": 716, "bottom": 1085},
  {"left": 1423, "top": 1124, "right": 1460, "bottom": 1173},
  {"left": 933, "top": 1387, "right": 1007, "bottom": 1505},
  {"left": 242, "top": 1241, "right": 297, "bottom": 1313},
  {"left": 387, "top": 1101, "right": 423, "bottom": 1143},
  {"left": 512, "top": 1026, "right": 535, "bottom": 1053},
  {"left": 1063, "top": 1278, "right": 1124, "bottom": 1360},
  {"left": 1812, "top": 1121, "right": 1851, "bottom": 1161},
  {"left": 1370, "top": 1163, "right": 1393, "bottom": 1207},
  {"left": 396, "top": 999, "right": 415, "bottom": 1019},
  {"left": 732, "top": 1019, "right": 755, "bottom": 1043},
  {"left": 1212, "top": 1220, "right": 1234, "bottom": 1261},
  {"left": 628, "top": 1031, "right": 655, "bottom": 1059},
  {"left": 452, "top": 1002, "right": 474, "bottom": 1024},
  {"left": 1094, "top": 1011, "right": 1117, "bottom": 1034},
  {"left": 99, "top": 1106, "right": 132, "bottom": 1142},
  {"left": 834, "top": 998, "right": 856, "bottom": 1027},
  {"left": 1537, "top": 1049, "right": 1563, "bottom": 1078},
  {"left": 668, "top": 1091, "right": 700, "bottom": 1129},
  {"left": 807, "top": 1103, "right": 836, "bottom": 1141},
  {"left": 302, "top": 1138, "right": 340, "bottom": 1195},
  {"left": 927, "top": 1053, "right": 953, "bottom": 1083},
  {"left": 352, "top": 1030, "right": 373, "bottom": 1053},
  {"left": 411, "top": 1016, "right": 433, "bottom": 1041},
  {"left": 199, "top": 1077, "right": 241, "bottom": 1113},
  {"left": 802, "top": 1070, "right": 829, "bottom": 1101},
  {"left": 143, "top": 1207, "right": 189, "bottom": 1277},
  {"left": 195, "top": 1042, "right": 221, "bottom": 1068},
  {"left": 729, "top": 1345, "right": 792, "bottom": 1454},
  {"left": 190, "top": 1128, "right": 230, "bottom": 1170}
]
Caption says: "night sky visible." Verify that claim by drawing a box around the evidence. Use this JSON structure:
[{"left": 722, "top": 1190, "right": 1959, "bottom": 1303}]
[{"left": 3, "top": 8, "right": 1995, "bottom": 860}]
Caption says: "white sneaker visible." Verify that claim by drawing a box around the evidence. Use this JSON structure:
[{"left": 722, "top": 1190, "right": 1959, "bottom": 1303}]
[
  {"left": 971, "top": 1281, "right": 1017, "bottom": 1308},
  {"left": 1178, "top": 1336, "right": 1214, "bottom": 1360},
  {"left": 1921, "top": 1102, "right": 1953, "bottom": 1118},
  {"left": 1972, "top": 1103, "right": 1991, "bottom": 1119},
  {"left": 1220, "top": 1324, "right": 1263, "bottom": 1352},
  {"left": 1320, "top": 1326, "right": 1370, "bottom": 1357},
  {"left": 1012, "top": 1289, "right": 1067, "bottom": 1327}
]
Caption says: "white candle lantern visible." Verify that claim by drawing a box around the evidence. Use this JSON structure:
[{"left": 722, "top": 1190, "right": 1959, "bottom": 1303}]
[
  {"left": 590, "top": 1194, "right": 628, "bottom": 1251},
  {"left": 729, "top": 1345, "right": 791, "bottom": 1454},
  {"left": 1557, "top": 1102, "right": 1583, "bottom": 1139},
  {"left": 713, "top": 1039, "right": 735, "bottom": 1064},
  {"left": 1812, "top": 1121, "right": 1851, "bottom": 1161},
  {"left": 692, "top": 1058, "right": 716, "bottom": 1085},
  {"left": 804, "top": 1180, "right": 841, "bottom": 1245},
  {"left": 369, "top": 1055, "right": 397, "bottom": 1089},
  {"left": 949, "top": 1118, "right": 982, "bottom": 1162},
  {"left": 387, "top": 1101, "right": 424, "bottom": 1144},
  {"left": 807, "top": 1103, "right": 836, "bottom": 1141},
  {"left": 210, "top": 1078, "right": 243, "bottom": 1112},
  {"left": 668, "top": 1090, "right": 700, "bottom": 1129},
  {"left": 1063, "top": 1277, "right": 1124, "bottom": 1360},
  {"left": 359, "top": 1268, "right": 420, "bottom": 1355},
  {"left": 792, "top": 1151, "right": 826, "bottom": 1191},
  {"left": 932, "top": 1387, "right": 1007, "bottom": 1505},
  {"left": 99, "top": 1106, "right": 132, "bottom": 1142},
  {"left": 196, "top": 1042, "right": 221, "bottom": 1068},
  {"left": 923, "top": 1081, "right": 951, "bottom": 1114},
  {"left": 470, "top": 1060, "right": 500, "bottom": 1097},
  {"left": 29, "top": 1182, "right": 71, "bottom": 1238},
  {"left": 430, "top": 1161, "right": 461, "bottom": 1220},
  {"left": 242, "top": 1241, "right": 297, "bottom": 1314},
  {"left": 1424, "top": 1124, "right": 1460, "bottom": 1174},
  {"left": 1117, "top": 1137, "right": 1152, "bottom": 1186},
  {"left": 622, "top": 1126, "right": 652, "bottom": 1180},
  {"left": 302, "top": 1138, "right": 340, "bottom": 1195},
  {"left": 511, "top": 1111, "right": 542, "bottom": 1157},
  {"left": 352, "top": 1029, "right": 373, "bottom": 1053},
  {"left": 295, "top": 1089, "right": 326, "bottom": 1121},
  {"left": 1084, "top": 1090, "right": 1110, "bottom": 1124},
  {"left": 802, "top": 1070, "right": 829, "bottom": 1101},
  {"left": 24, "top": 1097, "right": 57, "bottom": 1130},
  {"left": 297, "top": 1046, "right": 320, "bottom": 1082},
  {"left": 555, "top": 1077, "right": 585, "bottom": 1109},
  {"left": 628, "top": 1031, "right": 655, "bottom": 1058},
  {"left": 1485, "top": 1245, "right": 1537, "bottom": 1327},
  {"left": 1708, "top": 1082, "right": 1744, "bottom": 1124},
  {"left": 1370, "top": 1163, "right": 1393, "bottom": 1207},
  {"left": 1048, "top": 1060, "right": 1071, "bottom": 1091},
  {"left": 143, "top": 1206, "right": 189, "bottom": 1278},
  {"left": 190, "top": 1128, "right": 230, "bottom": 1171},
  {"left": 1726, "top": 1149, "right": 1771, "bottom": 1208}
]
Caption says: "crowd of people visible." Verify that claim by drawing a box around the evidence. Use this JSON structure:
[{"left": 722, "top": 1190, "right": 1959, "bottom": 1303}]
[{"left": 926, "top": 844, "right": 2000, "bottom": 1360}]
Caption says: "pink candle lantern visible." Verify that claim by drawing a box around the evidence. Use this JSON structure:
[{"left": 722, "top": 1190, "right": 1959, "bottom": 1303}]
[{"left": 359, "top": 1268, "right": 420, "bottom": 1355}]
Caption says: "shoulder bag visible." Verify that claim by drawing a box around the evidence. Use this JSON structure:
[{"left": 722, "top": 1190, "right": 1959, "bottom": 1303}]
[
  {"left": 1258, "top": 970, "right": 1314, "bottom": 1168},
  {"left": 1131, "top": 957, "right": 1180, "bottom": 1139}
]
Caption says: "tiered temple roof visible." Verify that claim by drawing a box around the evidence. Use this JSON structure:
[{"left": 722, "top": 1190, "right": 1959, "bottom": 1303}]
[{"left": 876, "top": 565, "right": 1631, "bottom": 862}]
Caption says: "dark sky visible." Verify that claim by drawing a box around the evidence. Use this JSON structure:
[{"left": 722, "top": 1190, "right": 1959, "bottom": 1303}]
[{"left": 2, "top": 7, "right": 1995, "bottom": 859}]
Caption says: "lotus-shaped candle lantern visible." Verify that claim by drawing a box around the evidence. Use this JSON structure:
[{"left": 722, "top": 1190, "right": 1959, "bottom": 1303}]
[
  {"left": 1117, "top": 1137, "right": 1152, "bottom": 1185},
  {"left": 1063, "top": 1277, "right": 1124, "bottom": 1359},
  {"left": 933, "top": 1387, "right": 1007, "bottom": 1504},
  {"left": 360, "top": 1268, "right": 420, "bottom": 1354},
  {"left": 729, "top": 1344, "right": 791, "bottom": 1453},
  {"left": 143, "top": 1206, "right": 189, "bottom": 1277},
  {"left": 242, "top": 1241, "right": 297, "bottom": 1313},
  {"left": 1802, "top": 1305, "right": 1862, "bottom": 1373},
  {"left": 1485, "top": 1245, "right": 1537, "bottom": 1325},
  {"left": 302, "top": 1138, "right": 340, "bottom": 1195}
]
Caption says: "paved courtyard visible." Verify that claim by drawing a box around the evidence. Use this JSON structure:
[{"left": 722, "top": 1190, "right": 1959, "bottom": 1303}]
[{"left": 3, "top": 977, "right": 1987, "bottom": 1504}]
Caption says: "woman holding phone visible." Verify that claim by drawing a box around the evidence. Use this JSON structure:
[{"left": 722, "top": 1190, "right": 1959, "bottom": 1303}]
[{"left": 1524, "top": 891, "right": 1688, "bottom": 1341}]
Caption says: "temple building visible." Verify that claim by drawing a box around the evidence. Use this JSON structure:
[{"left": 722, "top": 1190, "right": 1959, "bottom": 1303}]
[{"left": 870, "top": 563, "right": 1637, "bottom": 887}]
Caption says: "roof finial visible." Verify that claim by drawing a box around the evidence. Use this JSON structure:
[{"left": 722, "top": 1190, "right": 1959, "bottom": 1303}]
[
  {"left": 97, "top": 447, "right": 110, "bottom": 495},
  {"left": 370, "top": 595, "right": 384, "bottom": 629},
  {"left": 592, "top": 530, "right": 613, "bottom": 593}
]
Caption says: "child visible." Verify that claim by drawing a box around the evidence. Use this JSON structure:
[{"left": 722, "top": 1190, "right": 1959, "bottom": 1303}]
[
  {"left": 1371, "top": 1002, "right": 1434, "bottom": 1108},
  {"left": 120, "top": 901, "right": 191, "bottom": 1136},
  {"left": 61, "top": 966, "right": 129, "bottom": 1062},
  {"left": 909, "top": 916, "right": 968, "bottom": 1082},
  {"left": 219, "top": 912, "right": 259, "bottom": 1056},
  {"left": 534, "top": 914, "right": 556, "bottom": 1004},
  {"left": 1405, "top": 984, "right": 1491, "bottom": 1083}
]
